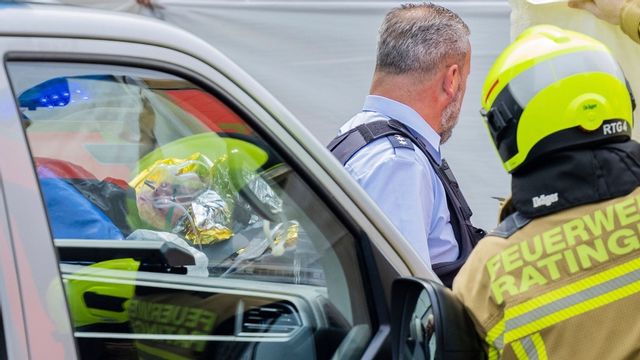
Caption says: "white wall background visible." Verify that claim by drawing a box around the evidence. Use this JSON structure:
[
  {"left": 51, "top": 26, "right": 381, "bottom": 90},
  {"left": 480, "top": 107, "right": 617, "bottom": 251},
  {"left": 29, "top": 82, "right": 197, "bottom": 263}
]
[
  {"left": 67, "top": 0, "right": 514, "bottom": 231},
  {"left": 152, "top": 1, "right": 513, "bottom": 231}
]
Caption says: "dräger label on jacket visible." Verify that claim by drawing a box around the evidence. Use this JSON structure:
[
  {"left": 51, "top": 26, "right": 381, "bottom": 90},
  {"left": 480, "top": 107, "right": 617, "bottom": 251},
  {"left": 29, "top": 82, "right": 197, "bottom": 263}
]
[
  {"left": 532, "top": 193, "right": 558, "bottom": 208},
  {"left": 487, "top": 194, "right": 640, "bottom": 304}
]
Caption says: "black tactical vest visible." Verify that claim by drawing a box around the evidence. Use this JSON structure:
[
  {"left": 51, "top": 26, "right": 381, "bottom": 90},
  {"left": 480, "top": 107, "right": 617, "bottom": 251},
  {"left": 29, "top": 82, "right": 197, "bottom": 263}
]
[{"left": 327, "top": 120, "right": 485, "bottom": 287}]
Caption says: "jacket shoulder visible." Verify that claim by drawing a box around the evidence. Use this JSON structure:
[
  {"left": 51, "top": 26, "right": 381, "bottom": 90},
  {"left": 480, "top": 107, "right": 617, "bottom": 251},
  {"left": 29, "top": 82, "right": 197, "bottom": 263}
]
[{"left": 488, "top": 212, "right": 531, "bottom": 239}]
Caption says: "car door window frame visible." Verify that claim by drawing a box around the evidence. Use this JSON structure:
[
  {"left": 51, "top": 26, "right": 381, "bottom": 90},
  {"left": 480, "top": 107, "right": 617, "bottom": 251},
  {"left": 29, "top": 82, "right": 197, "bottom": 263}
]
[{"left": 5, "top": 50, "right": 392, "bottom": 357}]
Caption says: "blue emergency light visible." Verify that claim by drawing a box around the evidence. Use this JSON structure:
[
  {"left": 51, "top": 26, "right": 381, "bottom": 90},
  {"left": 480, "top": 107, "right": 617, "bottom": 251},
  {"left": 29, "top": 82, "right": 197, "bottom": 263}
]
[
  {"left": 18, "top": 77, "right": 71, "bottom": 110},
  {"left": 18, "top": 75, "right": 117, "bottom": 111}
]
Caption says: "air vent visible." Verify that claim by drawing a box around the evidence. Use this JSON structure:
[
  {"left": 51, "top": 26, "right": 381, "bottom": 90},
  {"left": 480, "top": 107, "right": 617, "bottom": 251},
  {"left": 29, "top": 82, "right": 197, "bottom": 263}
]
[{"left": 241, "top": 301, "right": 302, "bottom": 334}]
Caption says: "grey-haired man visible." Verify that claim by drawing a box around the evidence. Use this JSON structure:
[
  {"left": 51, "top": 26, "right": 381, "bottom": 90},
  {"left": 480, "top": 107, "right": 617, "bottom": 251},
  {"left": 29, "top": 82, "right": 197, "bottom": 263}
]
[{"left": 328, "top": 3, "right": 483, "bottom": 287}]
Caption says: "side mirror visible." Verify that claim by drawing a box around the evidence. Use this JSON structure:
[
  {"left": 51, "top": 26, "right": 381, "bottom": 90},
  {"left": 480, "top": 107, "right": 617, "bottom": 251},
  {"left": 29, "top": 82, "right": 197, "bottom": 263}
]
[{"left": 391, "top": 277, "right": 485, "bottom": 360}]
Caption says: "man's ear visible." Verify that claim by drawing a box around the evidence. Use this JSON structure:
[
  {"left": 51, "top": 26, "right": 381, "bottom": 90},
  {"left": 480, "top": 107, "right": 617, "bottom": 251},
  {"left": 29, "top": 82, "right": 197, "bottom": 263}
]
[{"left": 442, "top": 63, "right": 460, "bottom": 98}]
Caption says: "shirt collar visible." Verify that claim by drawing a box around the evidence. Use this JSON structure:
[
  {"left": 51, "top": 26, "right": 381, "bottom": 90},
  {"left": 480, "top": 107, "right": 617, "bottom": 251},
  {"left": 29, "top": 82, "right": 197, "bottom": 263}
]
[{"left": 362, "top": 95, "right": 442, "bottom": 162}]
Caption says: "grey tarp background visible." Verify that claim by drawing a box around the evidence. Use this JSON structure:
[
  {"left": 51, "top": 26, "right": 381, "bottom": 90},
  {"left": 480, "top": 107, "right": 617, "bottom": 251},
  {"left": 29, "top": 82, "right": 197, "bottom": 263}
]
[{"left": 64, "top": 0, "right": 514, "bottom": 231}]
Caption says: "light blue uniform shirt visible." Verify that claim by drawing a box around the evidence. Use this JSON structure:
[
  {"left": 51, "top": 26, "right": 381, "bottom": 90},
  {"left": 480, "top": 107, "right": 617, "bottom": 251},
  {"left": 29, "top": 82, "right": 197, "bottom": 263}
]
[{"left": 338, "top": 95, "right": 459, "bottom": 268}]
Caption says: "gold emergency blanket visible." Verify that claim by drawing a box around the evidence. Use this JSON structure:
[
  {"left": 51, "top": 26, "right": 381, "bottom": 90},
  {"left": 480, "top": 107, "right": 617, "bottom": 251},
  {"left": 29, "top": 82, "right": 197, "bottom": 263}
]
[{"left": 131, "top": 153, "right": 234, "bottom": 245}]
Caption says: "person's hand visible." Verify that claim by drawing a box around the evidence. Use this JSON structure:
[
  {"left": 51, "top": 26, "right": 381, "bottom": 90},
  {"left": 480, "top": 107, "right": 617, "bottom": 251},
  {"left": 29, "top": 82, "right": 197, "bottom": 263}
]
[
  {"left": 137, "top": 0, "right": 153, "bottom": 7},
  {"left": 568, "top": 0, "right": 625, "bottom": 25}
]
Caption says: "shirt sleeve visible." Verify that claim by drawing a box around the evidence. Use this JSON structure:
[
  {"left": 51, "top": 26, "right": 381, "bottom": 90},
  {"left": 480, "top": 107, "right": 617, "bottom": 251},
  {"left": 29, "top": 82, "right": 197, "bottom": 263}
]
[
  {"left": 354, "top": 154, "right": 435, "bottom": 269},
  {"left": 621, "top": 0, "right": 640, "bottom": 43}
]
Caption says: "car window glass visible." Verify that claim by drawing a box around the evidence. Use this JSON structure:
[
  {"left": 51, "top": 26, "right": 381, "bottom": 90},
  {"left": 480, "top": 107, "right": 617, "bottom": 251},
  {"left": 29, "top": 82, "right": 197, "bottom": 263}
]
[{"left": 8, "top": 61, "right": 373, "bottom": 360}]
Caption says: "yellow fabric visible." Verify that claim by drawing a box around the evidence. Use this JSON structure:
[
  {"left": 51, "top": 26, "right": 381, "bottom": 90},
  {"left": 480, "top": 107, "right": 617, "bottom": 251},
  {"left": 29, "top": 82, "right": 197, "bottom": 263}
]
[
  {"left": 505, "top": 266, "right": 640, "bottom": 342},
  {"left": 454, "top": 187, "right": 640, "bottom": 359},
  {"left": 488, "top": 346, "right": 501, "bottom": 360},
  {"left": 621, "top": 0, "right": 640, "bottom": 43},
  {"left": 505, "top": 257, "right": 640, "bottom": 318},
  {"left": 530, "top": 333, "right": 548, "bottom": 360},
  {"left": 486, "top": 318, "right": 505, "bottom": 349},
  {"left": 511, "top": 340, "right": 529, "bottom": 360}
]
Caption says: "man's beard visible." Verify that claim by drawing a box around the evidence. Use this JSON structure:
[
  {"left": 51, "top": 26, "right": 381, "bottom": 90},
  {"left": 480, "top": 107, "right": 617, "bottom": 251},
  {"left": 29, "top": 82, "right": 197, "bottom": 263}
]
[{"left": 439, "top": 88, "right": 463, "bottom": 144}]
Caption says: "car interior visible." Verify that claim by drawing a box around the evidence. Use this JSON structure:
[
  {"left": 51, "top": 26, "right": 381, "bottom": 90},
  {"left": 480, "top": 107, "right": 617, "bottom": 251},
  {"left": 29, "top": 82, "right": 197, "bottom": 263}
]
[{"left": 8, "top": 61, "right": 374, "bottom": 359}]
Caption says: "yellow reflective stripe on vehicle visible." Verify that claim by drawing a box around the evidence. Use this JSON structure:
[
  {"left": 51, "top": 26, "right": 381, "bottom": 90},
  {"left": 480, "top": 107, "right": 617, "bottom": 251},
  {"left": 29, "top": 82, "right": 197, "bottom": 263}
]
[{"left": 503, "top": 257, "right": 640, "bottom": 343}]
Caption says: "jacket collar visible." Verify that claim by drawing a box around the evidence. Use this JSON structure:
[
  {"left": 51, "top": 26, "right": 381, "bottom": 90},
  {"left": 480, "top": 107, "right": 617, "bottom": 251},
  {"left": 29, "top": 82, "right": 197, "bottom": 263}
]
[{"left": 511, "top": 141, "right": 640, "bottom": 218}]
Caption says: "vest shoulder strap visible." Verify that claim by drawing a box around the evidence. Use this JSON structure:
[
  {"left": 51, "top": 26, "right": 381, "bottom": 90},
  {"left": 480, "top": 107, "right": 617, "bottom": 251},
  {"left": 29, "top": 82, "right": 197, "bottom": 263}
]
[
  {"left": 328, "top": 119, "right": 486, "bottom": 287},
  {"left": 327, "top": 120, "right": 414, "bottom": 165},
  {"left": 385, "top": 120, "right": 475, "bottom": 223}
]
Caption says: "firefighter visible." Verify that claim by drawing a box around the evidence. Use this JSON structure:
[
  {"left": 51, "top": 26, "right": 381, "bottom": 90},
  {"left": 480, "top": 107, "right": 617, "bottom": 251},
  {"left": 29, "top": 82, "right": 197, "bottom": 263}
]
[{"left": 453, "top": 25, "right": 640, "bottom": 359}]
